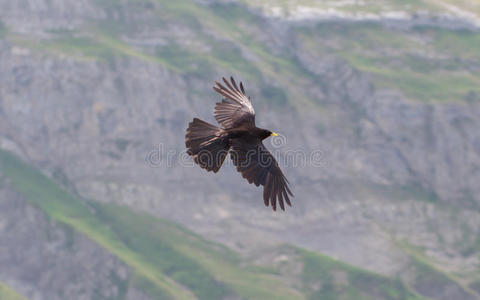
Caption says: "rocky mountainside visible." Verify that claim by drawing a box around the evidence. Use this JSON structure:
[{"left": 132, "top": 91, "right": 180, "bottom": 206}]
[
  {"left": 0, "top": 149, "right": 425, "bottom": 300},
  {"left": 1, "top": 0, "right": 480, "bottom": 299},
  {"left": 0, "top": 171, "right": 150, "bottom": 300}
]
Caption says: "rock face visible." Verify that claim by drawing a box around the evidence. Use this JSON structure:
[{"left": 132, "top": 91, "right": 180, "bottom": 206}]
[
  {"left": 0, "top": 0, "right": 480, "bottom": 299},
  {"left": 0, "top": 173, "right": 151, "bottom": 300},
  {"left": 0, "top": 0, "right": 104, "bottom": 33}
]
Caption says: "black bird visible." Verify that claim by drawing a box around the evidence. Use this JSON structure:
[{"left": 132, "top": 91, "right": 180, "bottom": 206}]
[{"left": 185, "top": 77, "right": 293, "bottom": 211}]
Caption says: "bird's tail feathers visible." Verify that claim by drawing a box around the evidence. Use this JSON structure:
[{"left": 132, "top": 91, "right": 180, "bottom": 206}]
[{"left": 185, "top": 118, "right": 230, "bottom": 173}]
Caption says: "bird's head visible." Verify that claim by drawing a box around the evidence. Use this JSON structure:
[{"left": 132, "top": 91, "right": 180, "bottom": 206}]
[{"left": 260, "top": 129, "right": 279, "bottom": 140}]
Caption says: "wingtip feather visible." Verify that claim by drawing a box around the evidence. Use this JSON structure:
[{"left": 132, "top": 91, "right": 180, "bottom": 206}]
[{"left": 240, "top": 82, "right": 245, "bottom": 94}]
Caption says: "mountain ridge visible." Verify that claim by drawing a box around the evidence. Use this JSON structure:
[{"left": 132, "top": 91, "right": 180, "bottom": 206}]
[{"left": 1, "top": 0, "right": 480, "bottom": 299}]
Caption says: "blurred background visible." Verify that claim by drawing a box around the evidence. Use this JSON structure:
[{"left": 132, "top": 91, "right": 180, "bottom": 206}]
[{"left": 1, "top": 0, "right": 480, "bottom": 299}]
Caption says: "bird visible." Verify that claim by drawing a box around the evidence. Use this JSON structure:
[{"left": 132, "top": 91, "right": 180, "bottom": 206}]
[{"left": 185, "top": 76, "right": 293, "bottom": 211}]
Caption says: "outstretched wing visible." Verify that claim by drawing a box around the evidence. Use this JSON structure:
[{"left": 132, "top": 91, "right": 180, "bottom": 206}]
[
  {"left": 230, "top": 140, "right": 293, "bottom": 211},
  {"left": 213, "top": 77, "right": 255, "bottom": 129}
]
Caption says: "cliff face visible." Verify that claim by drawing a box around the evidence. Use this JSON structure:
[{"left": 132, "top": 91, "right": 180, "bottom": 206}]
[{"left": 1, "top": 0, "right": 480, "bottom": 299}]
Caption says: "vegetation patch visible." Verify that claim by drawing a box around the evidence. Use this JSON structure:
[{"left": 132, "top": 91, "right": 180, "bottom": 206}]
[
  {"left": 468, "top": 280, "right": 480, "bottom": 295},
  {"left": 300, "top": 249, "right": 423, "bottom": 300},
  {"left": 0, "top": 20, "right": 6, "bottom": 38},
  {"left": 296, "top": 22, "right": 480, "bottom": 102},
  {"left": 0, "top": 281, "right": 27, "bottom": 300},
  {"left": 397, "top": 240, "right": 478, "bottom": 299}
]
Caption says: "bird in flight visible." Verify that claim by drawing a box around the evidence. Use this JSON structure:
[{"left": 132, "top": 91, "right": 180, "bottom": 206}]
[{"left": 185, "top": 77, "right": 293, "bottom": 211}]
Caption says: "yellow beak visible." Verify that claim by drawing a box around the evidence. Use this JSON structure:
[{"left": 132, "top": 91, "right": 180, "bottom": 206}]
[{"left": 271, "top": 132, "right": 278, "bottom": 136}]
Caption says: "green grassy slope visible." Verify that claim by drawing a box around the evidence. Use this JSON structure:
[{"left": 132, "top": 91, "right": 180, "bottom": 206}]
[
  {"left": 0, "top": 21, "right": 6, "bottom": 38},
  {"left": 0, "top": 149, "right": 424, "bottom": 299},
  {"left": 295, "top": 23, "right": 480, "bottom": 102},
  {"left": 300, "top": 250, "right": 425, "bottom": 300},
  {"left": 0, "top": 282, "right": 28, "bottom": 300}
]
